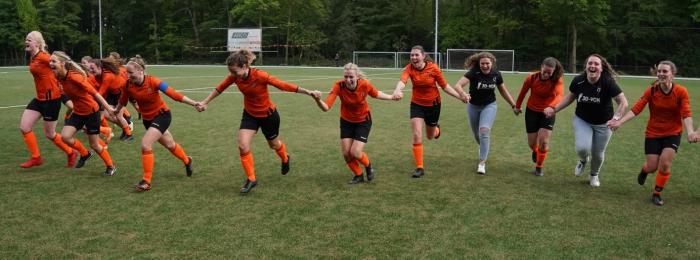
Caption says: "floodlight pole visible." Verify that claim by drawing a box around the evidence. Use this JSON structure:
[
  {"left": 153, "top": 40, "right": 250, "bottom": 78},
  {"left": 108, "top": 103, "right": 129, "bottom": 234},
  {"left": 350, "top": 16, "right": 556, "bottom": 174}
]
[
  {"left": 434, "top": 0, "right": 439, "bottom": 67},
  {"left": 98, "top": 0, "right": 103, "bottom": 58}
]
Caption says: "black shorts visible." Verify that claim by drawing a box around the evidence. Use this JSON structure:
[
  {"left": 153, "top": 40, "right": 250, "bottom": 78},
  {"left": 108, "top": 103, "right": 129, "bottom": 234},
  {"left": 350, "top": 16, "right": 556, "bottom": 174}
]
[
  {"left": 65, "top": 112, "right": 101, "bottom": 135},
  {"left": 525, "top": 108, "right": 555, "bottom": 133},
  {"left": 240, "top": 109, "right": 280, "bottom": 140},
  {"left": 105, "top": 93, "right": 120, "bottom": 106},
  {"left": 26, "top": 98, "right": 61, "bottom": 121},
  {"left": 340, "top": 118, "right": 372, "bottom": 142},
  {"left": 60, "top": 94, "right": 71, "bottom": 105},
  {"left": 410, "top": 102, "right": 441, "bottom": 127},
  {"left": 645, "top": 135, "right": 681, "bottom": 155},
  {"left": 143, "top": 110, "right": 172, "bottom": 134}
]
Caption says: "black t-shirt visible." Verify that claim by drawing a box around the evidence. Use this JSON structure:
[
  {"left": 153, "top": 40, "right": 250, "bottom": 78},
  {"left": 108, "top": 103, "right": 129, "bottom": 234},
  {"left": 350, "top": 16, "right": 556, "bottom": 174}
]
[
  {"left": 465, "top": 69, "right": 503, "bottom": 106},
  {"left": 569, "top": 74, "right": 623, "bottom": 124}
]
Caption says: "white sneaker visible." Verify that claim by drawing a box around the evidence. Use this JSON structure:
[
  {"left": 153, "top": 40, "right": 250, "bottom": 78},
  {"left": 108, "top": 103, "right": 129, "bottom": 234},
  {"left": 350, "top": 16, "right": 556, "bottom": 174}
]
[
  {"left": 589, "top": 175, "right": 600, "bottom": 187},
  {"left": 128, "top": 121, "right": 134, "bottom": 131},
  {"left": 574, "top": 159, "right": 587, "bottom": 177},
  {"left": 477, "top": 163, "right": 486, "bottom": 175}
]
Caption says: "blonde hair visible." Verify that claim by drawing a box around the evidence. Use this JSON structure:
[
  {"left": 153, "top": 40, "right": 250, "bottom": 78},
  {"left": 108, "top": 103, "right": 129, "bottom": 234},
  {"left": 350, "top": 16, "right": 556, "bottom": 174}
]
[
  {"left": 127, "top": 54, "right": 146, "bottom": 71},
  {"left": 343, "top": 63, "right": 365, "bottom": 80},
  {"left": 27, "top": 31, "right": 48, "bottom": 52},
  {"left": 52, "top": 51, "right": 87, "bottom": 77},
  {"left": 109, "top": 52, "right": 125, "bottom": 65},
  {"left": 226, "top": 49, "right": 256, "bottom": 67}
]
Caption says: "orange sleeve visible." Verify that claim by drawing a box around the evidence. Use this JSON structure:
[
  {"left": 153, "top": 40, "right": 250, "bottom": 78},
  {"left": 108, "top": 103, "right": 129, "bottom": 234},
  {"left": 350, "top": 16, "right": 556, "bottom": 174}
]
[
  {"left": 631, "top": 87, "right": 652, "bottom": 115},
  {"left": 215, "top": 75, "right": 235, "bottom": 93},
  {"left": 98, "top": 73, "right": 115, "bottom": 96},
  {"left": 399, "top": 65, "right": 410, "bottom": 83},
  {"left": 367, "top": 81, "right": 379, "bottom": 98},
  {"left": 323, "top": 82, "right": 340, "bottom": 108},
  {"left": 433, "top": 66, "right": 448, "bottom": 89},
  {"left": 679, "top": 87, "right": 692, "bottom": 118},
  {"left": 267, "top": 74, "right": 299, "bottom": 92},
  {"left": 70, "top": 73, "right": 98, "bottom": 96},
  {"left": 548, "top": 77, "right": 564, "bottom": 108},
  {"left": 515, "top": 74, "right": 533, "bottom": 109}
]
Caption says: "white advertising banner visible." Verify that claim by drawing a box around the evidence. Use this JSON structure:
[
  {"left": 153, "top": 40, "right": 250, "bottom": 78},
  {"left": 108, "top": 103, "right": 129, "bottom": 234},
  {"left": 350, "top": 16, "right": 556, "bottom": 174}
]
[{"left": 227, "top": 29, "right": 262, "bottom": 52}]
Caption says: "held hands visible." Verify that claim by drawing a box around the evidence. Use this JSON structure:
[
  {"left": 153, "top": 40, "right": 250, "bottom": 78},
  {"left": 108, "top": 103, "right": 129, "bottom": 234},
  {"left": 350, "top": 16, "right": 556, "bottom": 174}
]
[
  {"left": 106, "top": 107, "right": 117, "bottom": 118},
  {"left": 513, "top": 107, "right": 522, "bottom": 116},
  {"left": 688, "top": 131, "right": 699, "bottom": 143},
  {"left": 195, "top": 102, "right": 207, "bottom": 112},
  {"left": 392, "top": 89, "right": 403, "bottom": 100},
  {"left": 606, "top": 119, "right": 622, "bottom": 131},
  {"left": 310, "top": 90, "right": 322, "bottom": 100},
  {"left": 543, "top": 107, "right": 555, "bottom": 118}
]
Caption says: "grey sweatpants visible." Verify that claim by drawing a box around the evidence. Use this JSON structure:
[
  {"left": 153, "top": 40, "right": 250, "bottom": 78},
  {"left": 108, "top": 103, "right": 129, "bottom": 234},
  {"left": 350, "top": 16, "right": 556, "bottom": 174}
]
[
  {"left": 573, "top": 115, "right": 613, "bottom": 176},
  {"left": 467, "top": 101, "right": 497, "bottom": 162}
]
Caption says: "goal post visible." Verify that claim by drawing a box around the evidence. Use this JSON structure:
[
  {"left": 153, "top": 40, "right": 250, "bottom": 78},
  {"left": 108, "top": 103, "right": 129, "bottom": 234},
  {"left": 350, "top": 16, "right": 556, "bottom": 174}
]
[
  {"left": 446, "top": 49, "right": 515, "bottom": 72},
  {"left": 352, "top": 51, "right": 398, "bottom": 68}
]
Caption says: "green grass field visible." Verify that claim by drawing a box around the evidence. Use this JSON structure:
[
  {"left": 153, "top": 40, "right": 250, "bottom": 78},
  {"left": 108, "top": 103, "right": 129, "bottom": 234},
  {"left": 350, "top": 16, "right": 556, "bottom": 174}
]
[{"left": 1, "top": 65, "right": 699, "bottom": 258}]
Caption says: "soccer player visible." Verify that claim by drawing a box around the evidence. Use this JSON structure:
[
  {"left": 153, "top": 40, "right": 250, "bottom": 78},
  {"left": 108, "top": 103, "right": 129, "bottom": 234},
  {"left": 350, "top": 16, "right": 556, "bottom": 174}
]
[
  {"left": 553, "top": 54, "right": 628, "bottom": 187},
  {"left": 452, "top": 52, "right": 517, "bottom": 175},
  {"left": 18, "top": 31, "right": 76, "bottom": 168},
  {"left": 513, "top": 57, "right": 564, "bottom": 176},
  {"left": 198, "top": 49, "right": 317, "bottom": 194},
  {"left": 50, "top": 51, "right": 116, "bottom": 176},
  {"left": 88, "top": 58, "right": 135, "bottom": 141},
  {"left": 113, "top": 55, "right": 198, "bottom": 192},
  {"left": 392, "top": 45, "right": 466, "bottom": 178},
  {"left": 310, "top": 63, "right": 397, "bottom": 184},
  {"left": 607, "top": 61, "right": 694, "bottom": 206}
]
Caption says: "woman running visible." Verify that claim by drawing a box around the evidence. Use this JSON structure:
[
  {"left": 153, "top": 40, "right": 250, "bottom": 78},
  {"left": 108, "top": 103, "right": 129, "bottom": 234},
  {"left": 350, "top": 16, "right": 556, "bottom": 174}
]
[
  {"left": 18, "top": 31, "right": 76, "bottom": 168},
  {"left": 310, "top": 63, "right": 396, "bottom": 184},
  {"left": 514, "top": 57, "right": 564, "bottom": 176},
  {"left": 453, "top": 52, "right": 517, "bottom": 175},
  {"left": 50, "top": 51, "right": 116, "bottom": 176},
  {"left": 553, "top": 54, "right": 628, "bottom": 187},
  {"left": 198, "top": 49, "right": 317, "bottom": 194},
  {"left": 607, "top": 61, "right": 694, "bottom": 205},
  {"left": 88, "top": 57, "right": 134, "bottom": 141},
  {"left": 113, "top": 55, "right": 198, "bottom": 192},
  {"left": 392, "top": 45, "right": 466, "bottom": 178}
]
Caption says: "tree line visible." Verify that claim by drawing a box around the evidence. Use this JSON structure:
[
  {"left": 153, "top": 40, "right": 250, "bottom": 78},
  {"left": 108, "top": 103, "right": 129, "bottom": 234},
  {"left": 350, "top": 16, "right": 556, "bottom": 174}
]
[{"left": 2, "top": 0, "right": 700, "bottom": 76}]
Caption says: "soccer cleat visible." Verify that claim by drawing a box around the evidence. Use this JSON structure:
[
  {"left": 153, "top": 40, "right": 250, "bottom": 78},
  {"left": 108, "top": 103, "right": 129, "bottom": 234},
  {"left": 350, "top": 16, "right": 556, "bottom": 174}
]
[
  {"left": 348, "top": 175, "right": 364, "bottom": 184},
  {"left": 434, "top": 124, "right": 441, "bottom": 139},
  {"left": 412, "top": 168, "right": 425, "bottom": 178},
  {"left": 651, "top": 194, "right": 664, "bottom": 206},
  {"left": 128, "top": 121, "right": 134, "bottom": 131},
  {"left": 365, "top": 163, "right": 374, "bottom": 182},
  {"left": 574, "top": 159, "right": 587, "bottom": 177},
  {"left": 637, "top": 169, "right": 648, "bottom": 185},
  {"left": 185, "top": 156, "right": 193, "bottom": 177},
  {"left": 240, "top": 179, "right": 257, "bottom": 194},
  {"left": 75, "top": 151, "right": 92, "bottom": 168},
  {"left": 102, "top": 166, "right": 117, "bottom": 176},
  {"left": 119, "top": 130, "right": 127, "bottom": 140},
  {"left": 532, "top": 151, "right": 537, "bottom": 163},
  {"left": 534, "top": 167, "right": 544, "bottom": 177},
  {"left": 20, "top": 157, "right": 43, "bottom": 168},
  {"left": 281, "top": 155, "right": 290, "bottom": 175},
  {"left": 477, "top": 163, "right": 486, "bottom": 175},
  {"left": 66, "top": 151, "right": 77, "bottom": 168},
  {"left": 589, "top": 175, "right": 600, "bottom": 187},
  {"left": 122, "top": 134, "right": 134, "bottom": 142},
  {"left": 135, "top": 180, "right": 151, "bottom": 192}
]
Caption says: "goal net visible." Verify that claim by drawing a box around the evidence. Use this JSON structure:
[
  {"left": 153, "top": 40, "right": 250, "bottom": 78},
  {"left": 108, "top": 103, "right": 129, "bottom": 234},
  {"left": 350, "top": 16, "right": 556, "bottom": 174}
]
[
  {"left": 446, "top": 49, "right": 515, "bottom": 72},
  {"left": 397, "top": 52, "right": 445, "bottom": 69},
  {"left": 352, "top": 51, "right": 397, "bottom": 68}
]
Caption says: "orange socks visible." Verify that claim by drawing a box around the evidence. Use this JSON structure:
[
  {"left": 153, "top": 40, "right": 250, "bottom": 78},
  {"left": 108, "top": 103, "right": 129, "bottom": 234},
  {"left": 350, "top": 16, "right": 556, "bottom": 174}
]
[
  {"left": 654, "top": 171, "right": 671, "bottom": 195},
  {"left": 51, "top": 134, "right": 73, "bottom": 155},
  {"left": 168, "top": 143, "right": 190, "bottom": 164},
  {"left": 96, "top": 146, "right": 113, "bottom": 167},
  {"left": 22, "top": 131, "right": 40, "bottom": 158},
  {"left": 68, "top": 139, "right": 90, "bottom": 157},
  {"left": 142, "top": 149, "right": 154, "bottom": 183},
  {"left": 412, "top": 143, "right": 424, "bottom": 169},
  {"left": 275, "top": 143, "right": 289, "bottom": 163},
  {"left": 121, "top": 123, "right": 132, "bottom": 136},
  {"left": 240, "top": 151, "right": 256, "bottom": 181},
  {"left": 536, "top": 146, "right": 548, "bottom": 168},
  {"left": 346, "top": 160, "right": 363, "bottom": 176},
  {"left": 357, "top": 153, "right": 370, "bottom": 167}
]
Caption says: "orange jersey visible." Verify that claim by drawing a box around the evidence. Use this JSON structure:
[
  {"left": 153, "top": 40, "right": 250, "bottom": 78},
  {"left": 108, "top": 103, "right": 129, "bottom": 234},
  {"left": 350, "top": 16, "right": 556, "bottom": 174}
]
[
  {"left": 87, "top": 74, "right": 100, "bottom": 92},
  {"left": 120, "top": 75, "right": 184, "bottom": 120},
  {"left": 118, "top": 66, "right": 127, "bottom": 78},
  {"left": 631, "top": 83, "right": 692, "bottom": 138},
  {"left": 324, "top": 79, "right": 379, "bottom": 123},
  {"left": 96, "top": 70, "right": 126, "bottom": 97},
  {"left": 59, "top": 71, "right": 99, "bottom": 115},
  {"left": 399, "top": 62, "right": 447, "bottom": 106},
  {"left": 515, "top": 72, "right": 564, "bottom": 112},
  {"left": 29, "top": 51, "right": 62, "bottom": 100},
  {"left": 215, "top": 68, "right": 299, "bottom": 118}
]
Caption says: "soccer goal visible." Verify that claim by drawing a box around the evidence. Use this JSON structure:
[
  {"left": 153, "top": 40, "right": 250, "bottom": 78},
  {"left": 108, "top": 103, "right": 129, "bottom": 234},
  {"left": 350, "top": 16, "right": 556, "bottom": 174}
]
[
  {"left": 446, "top": 49, "right": 515, "bottom": 72},
  {"left": 352, "top": 51, "right": 398, "bottom": 68},
  {"left": 397, "top": 52, "right": 444, "bottom": 68}
]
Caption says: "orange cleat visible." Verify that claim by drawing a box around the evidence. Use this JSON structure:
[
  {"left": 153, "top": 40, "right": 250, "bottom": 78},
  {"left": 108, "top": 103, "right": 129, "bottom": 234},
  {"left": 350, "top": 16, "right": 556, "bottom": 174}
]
[
  {"left": 66, "top": 151, "right": 77, "bottom": 168},
  {"left": 20, "top": 157, "right": 43, "bottom": 168}
]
